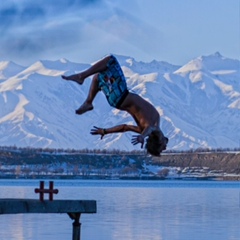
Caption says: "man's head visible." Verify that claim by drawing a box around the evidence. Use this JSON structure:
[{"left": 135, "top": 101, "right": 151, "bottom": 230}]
[{"left": 145, "top": 130, "right": 168, "bottom": 156}]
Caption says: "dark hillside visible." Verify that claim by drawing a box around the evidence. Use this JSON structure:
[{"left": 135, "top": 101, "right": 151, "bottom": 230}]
[
  {"left": 152, "top": 152, "right": 240, "bottom": 174},
  {"left": 0, "top": 149, "right": 239, "bottom": 174}
]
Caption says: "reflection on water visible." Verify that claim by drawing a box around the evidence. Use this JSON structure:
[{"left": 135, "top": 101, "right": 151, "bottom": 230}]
[{"left": 0, "top": 180, "right": 239, "bottom": 240}]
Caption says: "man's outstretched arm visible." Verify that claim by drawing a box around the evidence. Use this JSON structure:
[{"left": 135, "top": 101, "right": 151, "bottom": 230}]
[{"left": 90, "top": 124, "right": 141, "bottom": 139}]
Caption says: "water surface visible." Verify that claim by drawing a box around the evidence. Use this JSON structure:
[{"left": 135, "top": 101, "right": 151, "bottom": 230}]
[{"left": 0, "top": 180, "right": 239, "bottom": 240}]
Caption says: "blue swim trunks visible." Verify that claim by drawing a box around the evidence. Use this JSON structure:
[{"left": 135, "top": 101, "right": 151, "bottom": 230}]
[{"left": 98, "top": 55, "right": 129, "bottom": 108}]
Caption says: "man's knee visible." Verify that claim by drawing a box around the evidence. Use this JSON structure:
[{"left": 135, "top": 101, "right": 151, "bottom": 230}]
[
  {"left": 103, "top": 55, "right": 112, "bottom": 62},
  {"left": 93, "top": 73, "right": 99, "bottom": 82}
]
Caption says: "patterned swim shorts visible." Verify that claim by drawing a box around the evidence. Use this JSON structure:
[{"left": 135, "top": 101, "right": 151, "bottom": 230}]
[{"left": 98, "top": 55, "right": 129, "bottom": 108}]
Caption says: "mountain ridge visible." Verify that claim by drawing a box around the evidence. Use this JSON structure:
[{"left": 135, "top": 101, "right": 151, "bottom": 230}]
[{"left": 0, "top": 52, "right": 239, "bottom": 151}]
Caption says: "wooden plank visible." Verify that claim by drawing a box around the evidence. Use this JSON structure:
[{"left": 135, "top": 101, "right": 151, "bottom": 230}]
[{"left": 0, "top": 199, "right": 97, "bottom": 214}]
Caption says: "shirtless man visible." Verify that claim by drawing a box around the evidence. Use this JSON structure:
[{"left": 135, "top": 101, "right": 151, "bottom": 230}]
[{"left": 62, "top": 55, "right": 168, "bottom": 156}]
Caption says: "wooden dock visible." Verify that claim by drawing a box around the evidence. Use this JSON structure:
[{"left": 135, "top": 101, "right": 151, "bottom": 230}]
[{"left": 0, "top": 199, "right": 97, "bottom": 240}]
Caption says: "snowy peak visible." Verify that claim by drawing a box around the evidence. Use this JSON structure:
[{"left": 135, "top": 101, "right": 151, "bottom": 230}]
[
  {"left": 20, "top": 61, "right": 64, "bottom": 77},
  {"left": 118, "top": 55, "right": 179, "bottom": 75},
  {"left": 174, "top": 58, "right": 204, "bottom": 74},
  {"left": 174, "top": 52, "right": 240, "bottom": 74},
  {"left": 0, "top": 61, "right": 25, "bottom": 79},
  {"left": 200, "top": 52, "right": 240, "bottom": 72}
]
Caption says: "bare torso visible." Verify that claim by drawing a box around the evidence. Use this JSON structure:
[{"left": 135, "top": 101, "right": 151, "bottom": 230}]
[{"left": 119, "top": 92, "right": 160, "bottom": 132}]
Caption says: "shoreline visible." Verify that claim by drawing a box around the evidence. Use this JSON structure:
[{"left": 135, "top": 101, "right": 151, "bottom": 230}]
[{"left": 0, "top": 174, "right": 239, "bottom": 181}]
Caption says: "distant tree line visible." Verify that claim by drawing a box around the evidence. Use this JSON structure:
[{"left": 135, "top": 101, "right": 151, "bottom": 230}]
[
  {"left": 0, "top": 145, "right": 143, "bottom": 155},
  {"left": 0, "top": 145, "right": 239, "bottom": 155}
]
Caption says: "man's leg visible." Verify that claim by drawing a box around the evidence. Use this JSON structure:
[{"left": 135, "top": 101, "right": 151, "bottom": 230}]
[
  {"left": 61, "top": 55, "right": 111, "bottom": 85},
  {"left": 75, "top": 74, "right": 99, "bottom": 115}
]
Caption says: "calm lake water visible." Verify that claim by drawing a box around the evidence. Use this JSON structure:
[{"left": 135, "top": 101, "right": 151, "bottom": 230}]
[{"left": 0, "top": 179, "right": 239, "bottom": 240}]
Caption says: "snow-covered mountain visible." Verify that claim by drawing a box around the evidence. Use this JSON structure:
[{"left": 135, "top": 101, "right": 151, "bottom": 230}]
[{"left": 0, "top": 52, "right": 239, "bottom": 151}]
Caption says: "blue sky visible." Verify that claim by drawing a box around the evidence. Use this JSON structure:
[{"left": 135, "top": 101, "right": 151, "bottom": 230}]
[{"left": 0, "top": 0, "right": 239, "bottom": 65}]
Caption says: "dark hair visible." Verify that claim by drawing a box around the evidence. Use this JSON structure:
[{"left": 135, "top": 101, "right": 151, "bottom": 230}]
[{"left": 145, "top": 130, "right": 168, "bottom": 156}]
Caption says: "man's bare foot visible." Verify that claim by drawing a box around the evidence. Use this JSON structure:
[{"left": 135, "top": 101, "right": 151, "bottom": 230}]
[
  {"left": 61, "top": 74, "right": 84, "bottom": 85},
  {"left": 75, "top": 102, "right": 93, "bottom": 115}
]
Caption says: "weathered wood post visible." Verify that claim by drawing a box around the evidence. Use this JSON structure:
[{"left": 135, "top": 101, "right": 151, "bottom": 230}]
[
  {"left": 34, "top": 181, "right": 59, "bottom": 201},
  {"left": 68, "top": 213, "right": 81, "bottom": 240}
]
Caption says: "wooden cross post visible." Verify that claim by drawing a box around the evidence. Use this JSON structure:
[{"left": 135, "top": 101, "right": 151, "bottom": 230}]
[{"left": 34, "top": 181, "right": 59, "bottom": 201}]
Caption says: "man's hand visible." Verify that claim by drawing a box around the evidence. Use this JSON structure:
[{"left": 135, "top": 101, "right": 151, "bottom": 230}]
[
  {"left": 131, "top": 135, "right": 144, "bottom": 148},
  {"left": 90, "top": 126, "right": 105, "bottom": 139}
]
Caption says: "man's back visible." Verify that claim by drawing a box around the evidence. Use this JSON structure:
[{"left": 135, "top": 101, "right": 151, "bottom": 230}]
[{"left": 119, "top": 92, "right": 160, "bottom": 131}]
